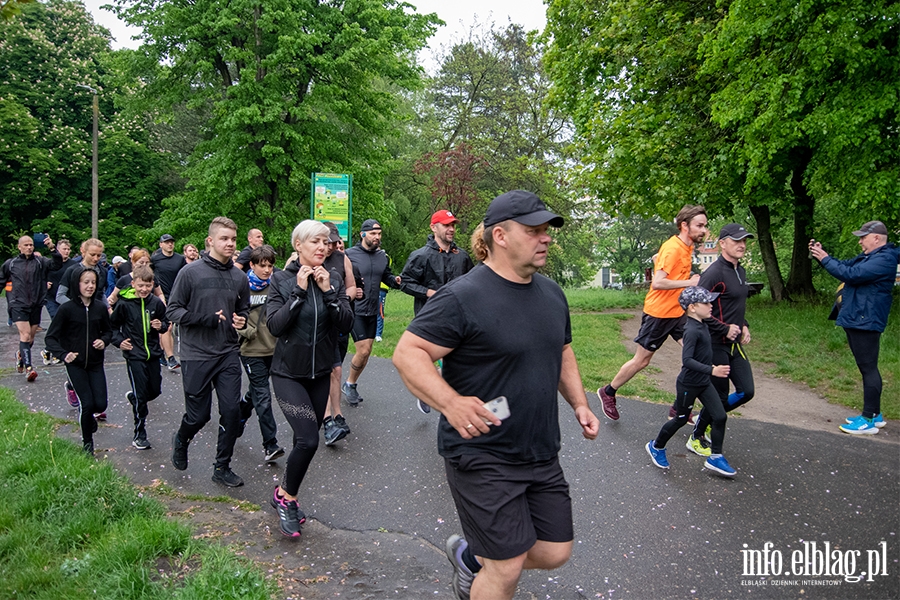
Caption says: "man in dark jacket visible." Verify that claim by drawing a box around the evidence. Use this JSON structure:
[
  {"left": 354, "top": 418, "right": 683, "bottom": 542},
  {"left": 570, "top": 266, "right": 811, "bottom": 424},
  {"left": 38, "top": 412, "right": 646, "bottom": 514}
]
[
  {"left": 400, "top": 209, "right": 474, "bottom": 413},
  {"left": 341, "top": 219, "right": 400, "bottom": 405},
  {"left": 687, "top": 224, "right": 755, "bottom": 457},
  {"left": 167, "top": 217, "right": 251, "bottom": 487},
  {"left": 400, "top": 210, "right": 474, "bottom": 316},
  {"left": 810, "top": 221, "right": 899, "bottom": 435},
  {"left": 1, "top": 234, "right": 62, "bottom": 380},
  {"left": 151, "top": 233, "right": 187, "bottom": 371}
]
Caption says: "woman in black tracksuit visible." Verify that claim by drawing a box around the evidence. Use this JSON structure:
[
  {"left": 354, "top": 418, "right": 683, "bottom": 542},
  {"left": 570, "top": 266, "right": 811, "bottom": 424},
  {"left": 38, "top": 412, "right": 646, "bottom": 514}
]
[
  {"left": 45, "top": 267, "right": 113, "bottom": 455},
  {"left": 266, "top": 220, "right": 353, "bottom": 537}
]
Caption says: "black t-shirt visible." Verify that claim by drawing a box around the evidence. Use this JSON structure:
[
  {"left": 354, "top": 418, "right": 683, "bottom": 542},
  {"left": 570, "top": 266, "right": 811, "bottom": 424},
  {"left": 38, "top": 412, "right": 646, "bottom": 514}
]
[
  {"left": 150, "top": 250, "right": 186, "bottom": 297},
  {"left": 407, "top": 264, "right": 572, "bottom": 463},
  {"left": 236, "top": 246, "right": 253, "bottom": 272},
  {"left": 118, "top": 261, "right": 132, "bottom": 277},
  {"left": 678, "top": 317, "right": 714, "bottom": 387}
]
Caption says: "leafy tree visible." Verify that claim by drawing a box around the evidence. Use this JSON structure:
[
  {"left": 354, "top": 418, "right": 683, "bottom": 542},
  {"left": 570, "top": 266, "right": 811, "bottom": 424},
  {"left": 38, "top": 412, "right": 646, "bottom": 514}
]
[
  {"left": 112, "top": 0, "right": 441, "bottom": 255},
  {"left": 0, "top": 0, "right": 32, "bottom": 22},
  {"left": 596, "top": 214, "right": 673, "bottom": 285},
  {"left": 545, "top": 0, "right": 899, "bottom": 299},
  {"left": 0, "top": 0, "right": 179, "bottom": 255}
]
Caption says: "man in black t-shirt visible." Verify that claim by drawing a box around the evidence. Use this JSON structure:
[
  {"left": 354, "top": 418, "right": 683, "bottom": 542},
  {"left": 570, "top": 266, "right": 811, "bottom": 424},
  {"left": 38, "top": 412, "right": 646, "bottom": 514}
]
[
  {"left": 393, "top": 190, "right": 600, "bottom": 600},
  {"left": 151, "top": 234, "right": 187, "bottom": 371},
  {"left": 234, "top": 228, "right": 264, "bottom": 272}
]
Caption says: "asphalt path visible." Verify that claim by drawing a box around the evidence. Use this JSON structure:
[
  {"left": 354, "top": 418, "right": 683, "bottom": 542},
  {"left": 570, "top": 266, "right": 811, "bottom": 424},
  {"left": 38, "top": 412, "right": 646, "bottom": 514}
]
[{"left": 2, "top": 304, "right": 898, "bottom": 599}]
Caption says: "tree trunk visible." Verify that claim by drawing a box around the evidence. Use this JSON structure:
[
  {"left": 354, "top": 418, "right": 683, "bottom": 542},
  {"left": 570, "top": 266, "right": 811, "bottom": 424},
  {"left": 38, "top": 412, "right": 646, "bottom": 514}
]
[
  {"left": 785, "top": 146, "right": 816, "bottom": 297},
  {"left": 749, "top": 203, "right": 787, "bottom": 302}
]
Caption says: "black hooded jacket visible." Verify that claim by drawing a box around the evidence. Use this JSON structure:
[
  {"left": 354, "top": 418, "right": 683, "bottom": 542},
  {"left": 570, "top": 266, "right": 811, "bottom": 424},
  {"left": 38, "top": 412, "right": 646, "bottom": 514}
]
[
  {"left": 267, "top": 260, "right": 354, "bottom": 379},
  {"left": 110, "top": 287, "right": 170, "bottom": 362},
  {"left": 1, "top": 249, "right": 63, "bottom": 308},
  {"left": 400, "top": 234, "right": 474, "bottom": 315},
  {"left": 44, "top": 266, "right": 113, "bottom": 369}
]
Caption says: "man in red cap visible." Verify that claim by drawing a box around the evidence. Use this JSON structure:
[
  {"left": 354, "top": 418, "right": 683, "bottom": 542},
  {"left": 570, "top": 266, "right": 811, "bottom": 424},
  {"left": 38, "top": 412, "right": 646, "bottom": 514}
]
[{"left": 400, "top": 210, "right": 475, "bottom": 413}]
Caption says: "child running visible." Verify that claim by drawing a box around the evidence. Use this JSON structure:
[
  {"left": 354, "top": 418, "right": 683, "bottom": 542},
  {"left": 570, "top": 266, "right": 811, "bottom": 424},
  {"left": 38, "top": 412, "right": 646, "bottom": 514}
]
[
  {"left": 45, "top": 267, "right": 113, "bottom": 456},
  {"left": 646, "top": 286, "right": 736, "bottom": 477},
  {"left": 110, "top": 265, "right": 170, "bottom": 450}
]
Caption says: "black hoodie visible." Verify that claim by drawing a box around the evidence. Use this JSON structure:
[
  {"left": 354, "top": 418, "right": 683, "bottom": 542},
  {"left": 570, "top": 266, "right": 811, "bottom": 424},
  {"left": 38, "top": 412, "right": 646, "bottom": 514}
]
[
  {"left": 110, "top": 287, "right": 170, "bottom": 361},
  {"left": 44, "top": 266, "right": 113, "bottom": 369},
  {"left": 165, "top": 251, "right": 250, "bottom": 360}
]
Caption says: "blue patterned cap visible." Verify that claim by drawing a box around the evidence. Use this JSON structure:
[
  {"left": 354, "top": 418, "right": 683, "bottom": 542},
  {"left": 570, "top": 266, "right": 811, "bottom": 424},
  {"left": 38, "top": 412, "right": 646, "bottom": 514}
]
[{"left": 679, "top": 286, "right": 720, "bottom": 310}]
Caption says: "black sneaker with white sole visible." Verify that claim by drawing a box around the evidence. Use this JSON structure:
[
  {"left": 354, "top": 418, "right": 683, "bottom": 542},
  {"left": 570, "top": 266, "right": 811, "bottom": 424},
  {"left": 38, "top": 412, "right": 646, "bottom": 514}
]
[{"left": 264, "top": 445, "right": 285, "bottom": 462}]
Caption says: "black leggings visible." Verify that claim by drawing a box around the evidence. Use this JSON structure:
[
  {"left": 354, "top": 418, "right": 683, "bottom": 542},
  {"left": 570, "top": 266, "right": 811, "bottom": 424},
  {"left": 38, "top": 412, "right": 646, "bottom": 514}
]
[
  {"left": 693, "top": 342, "right": 755, "bottom": 436},
  {"left": 845, "top": 328, "right": 883, "bottom": 418},
  {"left": 66, "top": 363, "right": 108, "bottom": 445},
  {"left": 271, "top": 374, "right": 331, "bottom": 497},
  {"left": 656, "top": 381, "right": 727, "bottom": 454}
]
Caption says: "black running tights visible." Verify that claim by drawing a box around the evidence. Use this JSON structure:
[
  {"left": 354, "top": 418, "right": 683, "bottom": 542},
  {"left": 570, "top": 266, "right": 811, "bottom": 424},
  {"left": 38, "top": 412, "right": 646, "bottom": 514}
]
[
  {"left": 845, "top": 328, "right": 883, "bottom": 418},
  {"left": 271, "top": 374, "right": 330, "bottom": 497}
]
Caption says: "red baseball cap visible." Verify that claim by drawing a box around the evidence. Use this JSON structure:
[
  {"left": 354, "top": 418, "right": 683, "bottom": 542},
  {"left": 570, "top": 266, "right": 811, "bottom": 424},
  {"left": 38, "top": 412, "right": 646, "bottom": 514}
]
[{"left": 431, "top": 210, "right": 459, "bottom": 225}]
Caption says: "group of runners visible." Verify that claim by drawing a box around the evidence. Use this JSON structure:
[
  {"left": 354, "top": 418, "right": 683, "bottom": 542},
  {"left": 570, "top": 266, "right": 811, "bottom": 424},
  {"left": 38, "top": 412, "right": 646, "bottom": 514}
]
[{"left": 2, "top": 193, "right": 895, "bottom": 600}]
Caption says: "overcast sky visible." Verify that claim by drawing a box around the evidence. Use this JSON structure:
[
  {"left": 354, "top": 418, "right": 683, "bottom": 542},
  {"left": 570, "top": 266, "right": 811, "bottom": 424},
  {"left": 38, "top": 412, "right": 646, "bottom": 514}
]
[{"left": 82, "top": 0, "right": 548, "bottom": 71}]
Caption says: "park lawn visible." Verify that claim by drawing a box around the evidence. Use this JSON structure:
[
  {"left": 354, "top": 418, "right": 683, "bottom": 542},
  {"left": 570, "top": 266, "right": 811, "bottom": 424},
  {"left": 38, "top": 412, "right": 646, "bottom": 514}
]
[
  {"left": 0, "top": 389, "right": 275, "bottom": 600},
  {"left": 366, "top": 287, "right": 897, "bottom": 417}
]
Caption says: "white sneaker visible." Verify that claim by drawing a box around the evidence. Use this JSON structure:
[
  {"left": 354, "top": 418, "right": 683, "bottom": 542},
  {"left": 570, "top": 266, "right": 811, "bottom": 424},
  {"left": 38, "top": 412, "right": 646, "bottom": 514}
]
[{"left": 375, "top": 336, "right": 383, "bottom": 342}]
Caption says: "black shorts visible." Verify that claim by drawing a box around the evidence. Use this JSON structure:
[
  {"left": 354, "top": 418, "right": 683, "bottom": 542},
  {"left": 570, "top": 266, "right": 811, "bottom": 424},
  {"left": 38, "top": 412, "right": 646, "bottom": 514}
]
[
  {"left": 444, "top": 453, "right": 573, "bottom": 561},
  {"left": 10, "top": 304, "right": 43, "bottom": 326},
  {"left": 333, "top": 333, "right": 349, "bottom": 368},
  {"left": 350, "top": 314, "right": 377, "bottom": 342},
  {"left": 633, "top": 313, "right": 686, "bottom": 352}
]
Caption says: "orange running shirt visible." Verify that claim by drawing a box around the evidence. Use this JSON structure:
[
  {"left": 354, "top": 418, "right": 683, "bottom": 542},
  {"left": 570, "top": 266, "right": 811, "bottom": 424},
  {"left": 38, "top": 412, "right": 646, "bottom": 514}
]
[{"left": 643, "top": 235, "right": 694, "bottom": 319}]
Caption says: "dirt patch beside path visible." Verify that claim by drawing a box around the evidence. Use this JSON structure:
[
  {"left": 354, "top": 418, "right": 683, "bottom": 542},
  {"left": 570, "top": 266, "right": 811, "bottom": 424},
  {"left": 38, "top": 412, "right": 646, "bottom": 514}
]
[{"left": 611, "top": 309, "right": 897, "bottom": 443}]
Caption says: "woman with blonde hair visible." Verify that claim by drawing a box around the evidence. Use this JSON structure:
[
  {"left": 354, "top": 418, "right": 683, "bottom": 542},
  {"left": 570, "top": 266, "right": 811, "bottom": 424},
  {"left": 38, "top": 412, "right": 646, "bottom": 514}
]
[{"left": 265, "top": 220, "right": 354, "bottom": 537}]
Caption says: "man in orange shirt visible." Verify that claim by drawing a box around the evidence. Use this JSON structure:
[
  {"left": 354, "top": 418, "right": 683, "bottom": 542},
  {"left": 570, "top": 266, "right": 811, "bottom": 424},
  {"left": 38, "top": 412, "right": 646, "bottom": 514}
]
[{"left": 598, "top": 205, "right": 709, "bottom": 420}]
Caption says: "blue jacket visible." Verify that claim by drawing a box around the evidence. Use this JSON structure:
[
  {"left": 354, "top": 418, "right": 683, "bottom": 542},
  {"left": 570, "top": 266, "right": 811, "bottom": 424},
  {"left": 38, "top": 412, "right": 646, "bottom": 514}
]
[{"left": 820, "top": 243, "right": 898, "bottom": 333}]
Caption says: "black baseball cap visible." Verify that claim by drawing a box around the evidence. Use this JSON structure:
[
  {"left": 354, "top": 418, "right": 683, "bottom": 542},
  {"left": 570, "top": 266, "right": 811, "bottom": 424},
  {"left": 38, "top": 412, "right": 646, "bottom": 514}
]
[
  {"left": 718, "top": 224, "right": 754, "bottom": 241},
  {"left": 159, "top": 234, "right": 175, "bottom": 242},
  {"left": 484, "top": 190, "right": 564, "bottom": 228},
  {"left": 852, "top": 221, "right": 888, "bottom": 236},
  {"left": 361, "top": 219, "right": 382, "bottom": 232}
]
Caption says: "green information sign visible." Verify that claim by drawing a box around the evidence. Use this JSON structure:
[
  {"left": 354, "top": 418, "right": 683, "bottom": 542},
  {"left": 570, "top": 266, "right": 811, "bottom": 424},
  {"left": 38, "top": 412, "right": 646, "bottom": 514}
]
[{"left": 311, "top": 173, "right": 352, "bottom": 241}]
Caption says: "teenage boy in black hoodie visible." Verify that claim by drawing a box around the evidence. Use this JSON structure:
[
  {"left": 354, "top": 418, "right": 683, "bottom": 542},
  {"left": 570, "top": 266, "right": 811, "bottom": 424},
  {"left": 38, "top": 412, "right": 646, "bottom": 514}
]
[
  {"left": 45, "top": 267, "right": 113, "bottom": 456},
  {"left": 110, "top": 266, "right": 170, "bottom": 450},
  {"left": 167, "top": 217, "right": 250, "bottom": 488}
]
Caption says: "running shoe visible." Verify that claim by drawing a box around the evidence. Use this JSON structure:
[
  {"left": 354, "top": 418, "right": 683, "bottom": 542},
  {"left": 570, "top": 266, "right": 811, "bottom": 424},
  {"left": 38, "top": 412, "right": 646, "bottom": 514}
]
[
  {"left": 83, "top": 441, "right": 94, "bottom": 456},
  {"left": 94, "top": 412, "right": 107, "bottom": 421},
  {"left": 341, "top": 381, "right": 362, "bottom": 406},
  {"left": 375, "top": 336, "right": 383, "bottom": 342},
  {"left": 323, "top": 418, "right": 347, "bottom": 446},
  {"left": 126, "top": 391, "right": 136, "bottom": 407},
  {"left": 41, "top": 349, "right": 53, "bottom": 366},
  {"left": 171, "top": 431, "right": 189, "bottom": 470},
  {"left": 212, "top": 466, "right": 244, "bottom": 487},
  {"left": 270, "top": 487, "right": 305, "bottom": 537},
  {"left": 417, "top": 398, "right": 432, "bottom": 414},
  {"left": 598, "top": 386, "right": 619, "bottom": 421},
  {"left": 334, "top": 414, "right": 350, "bottom": 434},
  {"left": 839, "top": 417, "right": 879, "bottom": 435},
  {"left": 844, "top": 413, "right": 886, "bottom": 429},
  {"left": 686, "top": 435, "right": 711, "bottom": 457},
  {"left": 15, "top": 351, "right": 24, "bottom": 374},
  {"left": 445, "top": 534, "right": 475, "bottom": 600},
  {"left": 645, "top": 441, "right": 669, "bottom": 469},
  {"left": 167, "top": 356, "right": 181, "bottom": 372},
  {"left": 264, "top": 445, "right": 285, "bottom": 462},
  {"left": 65, "top": 381, "right": 79, "bottom": 408},
  {"left": 132, "top": 436, "right": 151, "bottom": 450},
  {"left": 705, "top": 455, "right": 736, "bottom": 477},
  {"left": 25, "top": 366, "right": 37, "bottom": 382},
  {"left": 668, "top": 405, "right": 695, "bottom": 425}
]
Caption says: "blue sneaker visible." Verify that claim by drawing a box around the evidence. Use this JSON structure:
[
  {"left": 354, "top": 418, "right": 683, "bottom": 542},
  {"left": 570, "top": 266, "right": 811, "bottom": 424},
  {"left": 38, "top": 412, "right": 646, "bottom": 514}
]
[
  {"left": 839, "top": 416, "right": 879, "bottom": 435},
  {"left": 645, "top": 441, "right": 669, "bottom": 469},
  {"left": 705, "top": 455, "right": 736, "bottom": 477},
  {"left": 844, "top": 414, "right": 885, "bottom": 429}
]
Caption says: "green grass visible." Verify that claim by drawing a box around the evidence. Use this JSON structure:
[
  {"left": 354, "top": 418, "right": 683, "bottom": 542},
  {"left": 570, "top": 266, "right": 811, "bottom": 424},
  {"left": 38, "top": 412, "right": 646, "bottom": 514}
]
[
  {"left": 745, "top": 293, "right": 899, "bottom": 419},
  {"left": 369, "top": 287, "right": 898, "bottom": 415},
  {"left": 0, "top": 390, "right": 276, "bottom": 600}
]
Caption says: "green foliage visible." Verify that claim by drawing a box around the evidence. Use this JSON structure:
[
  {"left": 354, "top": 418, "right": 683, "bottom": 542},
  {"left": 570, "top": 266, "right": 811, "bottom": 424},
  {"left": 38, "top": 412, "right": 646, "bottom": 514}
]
[
  {"left": 0, "top": 388, "right": 276, "bottom": 599},
  {"left": 595, "top": 214, "right": 674, "bottom": 284},
  {"left": 0, "top": 0, "right": 180, "bottom": 255},
  {"left": 0, "top": 0, "right": 33, "bottom": 21},
  {"left": 113, "top": 0, "right": 441, "bottom": 256}
]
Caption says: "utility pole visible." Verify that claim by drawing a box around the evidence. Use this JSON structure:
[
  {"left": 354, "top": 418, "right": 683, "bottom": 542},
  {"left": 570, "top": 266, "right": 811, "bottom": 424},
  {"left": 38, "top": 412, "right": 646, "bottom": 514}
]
[{"left": 77, "top": 84, "right": 99, "bottom": 238}]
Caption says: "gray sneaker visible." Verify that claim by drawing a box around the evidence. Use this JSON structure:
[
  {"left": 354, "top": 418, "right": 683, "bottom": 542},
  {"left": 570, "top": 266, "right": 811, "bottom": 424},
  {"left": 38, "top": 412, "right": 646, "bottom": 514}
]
[
  {"left": 445, "top": 534, "right": 475, "bottom": 600},
  {"left": 324, "top": 418, "right": 347, "bottom": 446},
  {"left": 341, "top": 382, "right": 362, "bottom": 406},
  {"left": 416, "top": 398, "right": 432, "bottom": 414}
]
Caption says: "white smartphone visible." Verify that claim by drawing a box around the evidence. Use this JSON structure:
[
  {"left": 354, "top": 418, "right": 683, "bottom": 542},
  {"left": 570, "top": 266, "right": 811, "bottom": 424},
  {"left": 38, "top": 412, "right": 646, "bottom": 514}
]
[{"left": 483, "top": 396, "right": 511, "bottom": 424}]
